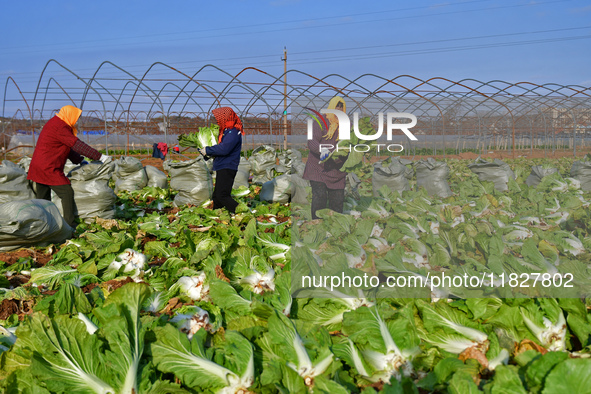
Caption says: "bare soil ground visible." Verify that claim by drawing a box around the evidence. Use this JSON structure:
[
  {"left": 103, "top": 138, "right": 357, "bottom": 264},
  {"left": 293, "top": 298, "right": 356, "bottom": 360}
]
[
  {"left": 0, "top": 248, "right": 56, "bottom": 266},
  {"left": 300, "top": 148, "right": 591, "bottom": 165},
  {"left": 118, "top": 153, "right": 200, "bottom": 173},
  {"left": 369, "top": 148, "right": 591, "bottom": 162},
  {"left": 412, "top": 148, "right": 591, "bottom": 161}
]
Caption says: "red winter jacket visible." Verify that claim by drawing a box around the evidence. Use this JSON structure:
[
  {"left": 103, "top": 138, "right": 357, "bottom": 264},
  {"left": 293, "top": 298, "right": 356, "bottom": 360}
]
[{"left": 27, "top": 116, "right": 101, "bottom": 185}]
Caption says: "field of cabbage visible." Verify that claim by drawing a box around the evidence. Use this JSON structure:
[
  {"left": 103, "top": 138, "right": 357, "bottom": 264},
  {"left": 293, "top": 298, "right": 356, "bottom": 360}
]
[{"left": 0, "top": 155, "right": 590, "bottom": 393}]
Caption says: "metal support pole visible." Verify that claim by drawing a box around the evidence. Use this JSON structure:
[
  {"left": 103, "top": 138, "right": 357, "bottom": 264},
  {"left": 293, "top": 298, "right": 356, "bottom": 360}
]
[
  {"left": 126, "top": 125, "right": 130, "bottom": 156},
  {"left": 105, "top": 119, "right": 109, "bottom": 155},
  {"left": 282, "top": 47, "right": 287, "bottom": 150}
]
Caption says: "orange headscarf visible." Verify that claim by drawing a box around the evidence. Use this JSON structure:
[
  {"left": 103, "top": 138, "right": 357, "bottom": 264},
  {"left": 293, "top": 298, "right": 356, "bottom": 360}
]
[
  {"left": 212, "top": 107, "right": 244, "bottom": 143},
  {"left": 56, "top": 105, "right": 82, "bottom": 137}
]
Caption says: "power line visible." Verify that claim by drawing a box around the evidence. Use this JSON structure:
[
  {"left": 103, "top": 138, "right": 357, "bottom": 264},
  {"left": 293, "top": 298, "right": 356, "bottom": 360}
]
[
  {"left": 0, "top": 0, "right": 497, "bottom": 52},
  {"left": 0, "top": 0, "right": 576, "bottom": 57},
  {"left": 78, "top": 33, "right": 591, "bottom": 73},
  {"left": 2, "top": 23, "right": 589, "bottom": 83},
  {"left": 289, "top": 25, "right": 591, "bottom": 57},
  {"left": 287, "top": 34, "right": 591, "bottom": 66}
]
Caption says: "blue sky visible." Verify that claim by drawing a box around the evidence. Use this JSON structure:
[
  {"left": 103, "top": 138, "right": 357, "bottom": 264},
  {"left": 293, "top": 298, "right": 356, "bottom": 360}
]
[{"left": 1, "top": 0, "right": 590, "bottom": 116}]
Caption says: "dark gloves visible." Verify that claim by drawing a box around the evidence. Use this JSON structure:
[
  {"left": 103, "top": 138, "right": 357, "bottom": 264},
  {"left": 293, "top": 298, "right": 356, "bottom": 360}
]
[{"left": 197, "top": 147, "right": 210, "bottom": 161}]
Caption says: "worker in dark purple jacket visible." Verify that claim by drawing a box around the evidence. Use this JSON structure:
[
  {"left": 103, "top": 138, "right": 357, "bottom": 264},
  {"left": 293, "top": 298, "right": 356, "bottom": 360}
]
[
  {"left": 197, "top": 107, "right": 244, "bottom": 213},
  {"left": 303, "top": 96, "right": 348, "bottom": 219}
]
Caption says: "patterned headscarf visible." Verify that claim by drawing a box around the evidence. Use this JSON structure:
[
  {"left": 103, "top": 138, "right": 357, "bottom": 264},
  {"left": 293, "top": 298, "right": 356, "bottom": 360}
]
[
  {"left": 324, "top": 96, "right": 346, "bottom": 140},
  {"left": 56, "top": 105, "right": 82, "bottom": 137},
  {"left": 212, "top": 107, "right": 244, "bottom": 144}
]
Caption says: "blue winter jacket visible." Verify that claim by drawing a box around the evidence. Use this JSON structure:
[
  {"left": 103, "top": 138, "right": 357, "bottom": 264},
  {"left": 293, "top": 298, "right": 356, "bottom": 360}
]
[{"left": 205, "top": 128, "right": 242, "bottom": 171}]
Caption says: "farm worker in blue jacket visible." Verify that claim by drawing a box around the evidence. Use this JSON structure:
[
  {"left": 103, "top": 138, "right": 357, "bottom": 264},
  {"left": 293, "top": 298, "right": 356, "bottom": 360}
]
[{"left": 197, "top": 107, "right": 244, "bottom": 213}]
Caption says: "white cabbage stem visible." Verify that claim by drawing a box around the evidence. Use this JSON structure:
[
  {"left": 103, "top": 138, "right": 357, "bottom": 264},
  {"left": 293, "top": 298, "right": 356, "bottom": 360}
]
[{"left": 176, "top": 273, "right": 209, "bottom": 301}]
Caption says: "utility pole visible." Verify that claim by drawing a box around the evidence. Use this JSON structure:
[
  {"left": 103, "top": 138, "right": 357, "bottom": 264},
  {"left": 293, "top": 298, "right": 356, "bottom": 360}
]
[{"left": 282, "top": 47, "right": 288, "bottom": 150}]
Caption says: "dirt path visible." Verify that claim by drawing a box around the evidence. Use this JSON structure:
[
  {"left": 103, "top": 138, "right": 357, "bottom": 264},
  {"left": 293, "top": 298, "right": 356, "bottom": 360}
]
[{"left": 411, "top": 149, "right": 591, "bottom": 161}]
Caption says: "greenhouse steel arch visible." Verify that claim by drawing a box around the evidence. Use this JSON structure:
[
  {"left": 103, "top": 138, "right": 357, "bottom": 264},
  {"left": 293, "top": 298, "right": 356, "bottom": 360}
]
[{"left": 1, "top": 60, "right": 590, "bottom": 156}]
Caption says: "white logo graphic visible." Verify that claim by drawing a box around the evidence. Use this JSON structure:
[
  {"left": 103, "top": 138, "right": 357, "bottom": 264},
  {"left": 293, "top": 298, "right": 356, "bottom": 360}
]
[{"left": 307, "top": 110, "right": 418, "bottom": 141}]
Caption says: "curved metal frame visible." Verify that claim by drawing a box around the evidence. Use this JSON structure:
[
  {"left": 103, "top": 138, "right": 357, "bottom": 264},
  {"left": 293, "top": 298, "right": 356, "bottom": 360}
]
[{"left": 2, "top": 62, "right": 590, "bottom": 155}]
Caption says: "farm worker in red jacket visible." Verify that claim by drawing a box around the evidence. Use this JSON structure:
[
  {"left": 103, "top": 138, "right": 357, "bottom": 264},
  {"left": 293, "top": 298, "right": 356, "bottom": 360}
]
[
  {"left": 27, "top": 105, "right": 110, "bottom": 227},
  {"left": 196, "top": 107, "right": 244, "bottom": 213}
]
